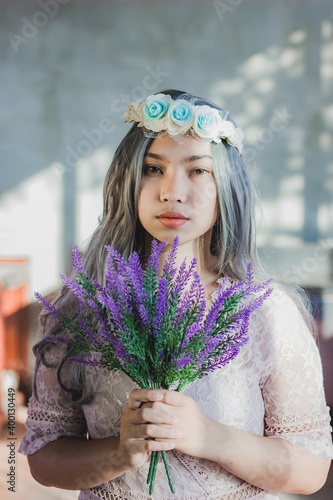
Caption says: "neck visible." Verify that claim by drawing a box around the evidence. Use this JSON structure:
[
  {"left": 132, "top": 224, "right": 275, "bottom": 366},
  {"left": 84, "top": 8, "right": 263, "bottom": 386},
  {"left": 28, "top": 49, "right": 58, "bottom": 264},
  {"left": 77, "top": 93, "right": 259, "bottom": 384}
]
[{"left": 144, "top": 233, "right": 218, "bottom": 285}]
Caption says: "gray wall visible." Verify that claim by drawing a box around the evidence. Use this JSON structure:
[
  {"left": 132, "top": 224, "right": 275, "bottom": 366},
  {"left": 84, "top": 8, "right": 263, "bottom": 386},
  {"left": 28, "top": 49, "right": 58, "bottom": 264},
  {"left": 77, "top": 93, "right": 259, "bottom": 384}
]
[{"left": 1, "top": 1, "right": 333, "bottom": 302}]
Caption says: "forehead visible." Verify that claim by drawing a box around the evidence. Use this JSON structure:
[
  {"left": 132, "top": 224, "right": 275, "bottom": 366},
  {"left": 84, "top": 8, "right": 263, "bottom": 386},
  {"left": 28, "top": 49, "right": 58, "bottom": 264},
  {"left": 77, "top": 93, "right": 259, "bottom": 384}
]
[{"left": 146, "top": 134, "right": 213, "bottom": 162}]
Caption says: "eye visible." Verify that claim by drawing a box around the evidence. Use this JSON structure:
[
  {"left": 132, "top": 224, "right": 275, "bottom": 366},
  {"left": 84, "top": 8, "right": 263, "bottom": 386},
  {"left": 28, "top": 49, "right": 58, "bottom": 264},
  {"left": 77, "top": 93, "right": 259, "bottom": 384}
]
[
  {"left": 143, "top": 165, "right": 163, "bottom": 175},
  {"left": 190, "top": 168, "right": 210, "bottom": 175}
]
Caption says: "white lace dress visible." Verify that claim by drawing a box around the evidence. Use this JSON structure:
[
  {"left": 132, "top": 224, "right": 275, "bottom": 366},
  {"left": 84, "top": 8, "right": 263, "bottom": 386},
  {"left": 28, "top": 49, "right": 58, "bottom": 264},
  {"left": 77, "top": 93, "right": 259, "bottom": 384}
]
[{"left": 19, "top": 290, "right": 333, "bottom": 499}]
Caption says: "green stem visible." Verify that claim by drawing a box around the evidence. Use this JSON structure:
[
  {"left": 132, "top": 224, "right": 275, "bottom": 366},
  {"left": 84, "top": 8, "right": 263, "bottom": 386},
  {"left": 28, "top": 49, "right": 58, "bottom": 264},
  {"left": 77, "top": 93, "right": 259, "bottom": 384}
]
[
  {"left": 148, "top": 451, "right": 160, "bottom": 494},
  {"left": 147, "top": 450, "right": 159, "bottom": 485},
  {"left": 161, "top": 451, "right": 175, "bottom": 494},
  {"left": 146, "top": 383, "right": 179, "bottom": 494}
]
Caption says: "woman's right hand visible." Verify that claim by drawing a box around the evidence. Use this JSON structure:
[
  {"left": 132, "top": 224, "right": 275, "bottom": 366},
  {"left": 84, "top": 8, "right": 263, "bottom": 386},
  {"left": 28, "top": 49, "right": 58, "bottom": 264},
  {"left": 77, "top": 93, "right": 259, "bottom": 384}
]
[{"left": 118, "top": 388, "right": 180, "bottom": 470}]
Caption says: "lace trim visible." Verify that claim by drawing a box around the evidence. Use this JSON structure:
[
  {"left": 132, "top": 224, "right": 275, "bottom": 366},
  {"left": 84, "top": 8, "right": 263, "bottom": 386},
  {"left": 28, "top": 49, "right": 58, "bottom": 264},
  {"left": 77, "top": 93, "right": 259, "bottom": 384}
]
[
  {"left": 28, "top": 407, "right": 86, "bottom": 427},
  {"left": 265, "top": 413, "right": 331, "bottom": 435},
  {"left": 27, "top": 397, "right": 86, "bottom": 427},
  {"left": 90, "top": 487, "right": 138, "bottom": 500},
  {"left": 89, "top": 484, "right": 270, "bottom": 500}
]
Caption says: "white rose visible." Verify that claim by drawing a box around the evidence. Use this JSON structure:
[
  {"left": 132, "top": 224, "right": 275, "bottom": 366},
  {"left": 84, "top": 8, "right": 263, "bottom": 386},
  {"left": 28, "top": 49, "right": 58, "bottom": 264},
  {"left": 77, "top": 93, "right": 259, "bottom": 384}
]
[
  {"left": 219, "top": 120, "right": 235, "bottom": 140},
  {"left": 227, "top": 127, "right": 244, "bottom": 154},
  {"left": 193, "top": 105, "right": 223, "bottom": 142},
  {"left": 124, "top": 101, "right": 142, "bottom": 124}
]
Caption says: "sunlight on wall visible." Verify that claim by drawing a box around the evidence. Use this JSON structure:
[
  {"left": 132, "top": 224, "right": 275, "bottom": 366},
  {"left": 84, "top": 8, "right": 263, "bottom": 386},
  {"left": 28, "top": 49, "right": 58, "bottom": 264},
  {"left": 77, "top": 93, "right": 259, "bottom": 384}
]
[
  {"left": 323, "top": 289, "right": 333, "bottom": 339},
  {"left": 1, "top": 148, "right": 112, "bottom": 301},
  {"left": 319, "top": 203, "right": 333, "bottom": 236},
  {"left": 0, "top": 166, "right": 62, "bottom": 300},
  {"left": 76, "top": 147, "right": 112, "bottom": 247},
  {"left": 321, "top": 20, "right": 333, "bottom": 96},
  {"left": 257, "top": 199, "right": 304, "bottom": 248},
  {"left": 210, "top": 22, "right": 333, "bottom": 264}
]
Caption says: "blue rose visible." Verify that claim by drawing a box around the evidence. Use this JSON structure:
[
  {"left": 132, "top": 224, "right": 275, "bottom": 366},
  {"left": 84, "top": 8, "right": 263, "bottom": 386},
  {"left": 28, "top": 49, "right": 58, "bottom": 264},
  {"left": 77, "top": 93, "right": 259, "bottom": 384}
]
[
  {"left": 167, "top": 100, "right": 195, "bottom": 135},
  {"left": 141, "top": 94, "right": 172, "bottom": 132}
]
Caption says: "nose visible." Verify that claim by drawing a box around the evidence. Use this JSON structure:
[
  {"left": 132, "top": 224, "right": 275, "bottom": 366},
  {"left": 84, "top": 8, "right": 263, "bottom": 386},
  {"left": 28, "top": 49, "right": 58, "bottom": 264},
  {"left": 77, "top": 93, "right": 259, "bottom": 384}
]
[{"left": 160, "top": 171, "right": 187, "bottom": 203}]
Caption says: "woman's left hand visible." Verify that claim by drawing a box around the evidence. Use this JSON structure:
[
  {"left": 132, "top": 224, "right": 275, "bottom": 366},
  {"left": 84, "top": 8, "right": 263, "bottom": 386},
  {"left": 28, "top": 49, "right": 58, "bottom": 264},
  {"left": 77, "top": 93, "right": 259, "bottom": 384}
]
[{"left": 145, "top": 389, "right": 212, "bottom": 459}]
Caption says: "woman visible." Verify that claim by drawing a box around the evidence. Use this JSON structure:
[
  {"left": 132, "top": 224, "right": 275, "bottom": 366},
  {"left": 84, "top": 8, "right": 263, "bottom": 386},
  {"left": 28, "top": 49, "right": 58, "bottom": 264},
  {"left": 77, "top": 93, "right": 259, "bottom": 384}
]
[{"left": 19, "top": 90, "right": 332, "bottom": 499}]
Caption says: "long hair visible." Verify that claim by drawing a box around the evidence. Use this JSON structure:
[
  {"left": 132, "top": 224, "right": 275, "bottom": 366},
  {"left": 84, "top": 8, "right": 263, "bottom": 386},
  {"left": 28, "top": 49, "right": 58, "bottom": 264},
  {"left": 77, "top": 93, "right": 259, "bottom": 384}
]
[{"left": 33, "top": 89, "right": 314, "bottom": 404}]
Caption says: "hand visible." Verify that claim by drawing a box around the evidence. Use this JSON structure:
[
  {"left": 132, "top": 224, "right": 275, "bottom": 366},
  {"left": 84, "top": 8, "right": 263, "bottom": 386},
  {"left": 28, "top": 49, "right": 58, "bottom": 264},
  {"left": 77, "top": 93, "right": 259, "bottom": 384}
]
[
  {"left": 118, "top": 389, "right": 180, "bottom": 470},
  {"left": 120, "top": 388, "right": 212, "bottom": 466},
  {"left": 153, "top": 389, "right": 211, "bottom": 458}
]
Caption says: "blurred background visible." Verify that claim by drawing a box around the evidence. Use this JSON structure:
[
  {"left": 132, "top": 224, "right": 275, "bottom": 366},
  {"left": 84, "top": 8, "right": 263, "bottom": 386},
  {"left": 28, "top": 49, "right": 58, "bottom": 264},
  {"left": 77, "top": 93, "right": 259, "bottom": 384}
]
[{"left": 0, "top": 0, "right": 332, "bottom": 498}]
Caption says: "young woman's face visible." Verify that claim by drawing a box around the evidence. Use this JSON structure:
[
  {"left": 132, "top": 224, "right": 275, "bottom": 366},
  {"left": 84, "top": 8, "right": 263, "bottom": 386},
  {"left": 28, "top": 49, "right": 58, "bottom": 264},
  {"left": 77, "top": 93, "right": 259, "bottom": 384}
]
[{"left": 138, "top": 134, "right": 218, "bottom": 246}]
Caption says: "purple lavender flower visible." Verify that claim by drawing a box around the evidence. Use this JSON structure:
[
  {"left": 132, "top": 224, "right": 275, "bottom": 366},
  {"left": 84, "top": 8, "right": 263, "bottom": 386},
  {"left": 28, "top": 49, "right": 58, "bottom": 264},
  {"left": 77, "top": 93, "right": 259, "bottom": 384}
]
[
  {"left": 153, "top": 277, "right": 169, "bottom": 335},
  {"left": 69, "top": 353, "right": 102, "bottom": 367},
  {"left": 71, "top": 245, "right": 85, "bottom": 273},
  {"left": 59, "top": 274, "right": 87, "bottom": 302},
  {"left": 76, "top": 317, "right": 99, "bottom": 346},
  {"left": 176, "top": 356, "right": 193, "bottom": 369},
  {"left": 146, "top": 239, "right": 166, "bottom": 275},
  {"left": 171, "top": 257, "right": 197, "bottom": 299},
  {"left": 162, "top": 236, "right": 178, "bottom": 280},
  {"left": 98, "top": 289, "right": 126, "bottom": 332},
  {"left": 127, "top": 252, "right": 150, "bottom": 312},
  {"left": 34, "top": 292, "right": 63, "bottom": 321}
]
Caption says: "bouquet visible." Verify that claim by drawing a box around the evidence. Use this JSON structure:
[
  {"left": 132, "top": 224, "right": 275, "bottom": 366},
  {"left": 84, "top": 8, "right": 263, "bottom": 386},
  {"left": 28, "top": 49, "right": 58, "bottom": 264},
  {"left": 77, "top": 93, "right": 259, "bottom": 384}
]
[{"left": 36, "top": 237, "right": 272, "bottom": 495}]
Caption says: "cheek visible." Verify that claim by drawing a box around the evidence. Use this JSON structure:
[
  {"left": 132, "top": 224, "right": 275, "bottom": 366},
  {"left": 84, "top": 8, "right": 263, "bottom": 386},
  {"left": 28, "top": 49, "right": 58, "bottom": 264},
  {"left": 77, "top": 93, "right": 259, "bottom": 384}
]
[
  {"left": 137, "top": 184, "right": 152, "bottom": 222},
  {"left": 138, "top": 203, "right": 145, "bottom": 225},
  {"left": 137, "top": 189, "right": 144, "bottom": 221},
  {"left": 192, "top": 181, "right": 217, "bottom": 214}
]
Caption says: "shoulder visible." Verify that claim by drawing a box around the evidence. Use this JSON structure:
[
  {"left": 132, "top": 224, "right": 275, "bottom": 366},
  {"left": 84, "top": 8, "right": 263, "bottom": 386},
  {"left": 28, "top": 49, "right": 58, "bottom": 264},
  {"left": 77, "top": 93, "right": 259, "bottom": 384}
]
[
  {"left": 249, "top": 283, "right": 317, "bottom": 358},
  {"left": 248, "top": 286, "right": 322, "bottom": 382},
  {"left": 255, "top": 284, "right": 312, "bottom": 330}
]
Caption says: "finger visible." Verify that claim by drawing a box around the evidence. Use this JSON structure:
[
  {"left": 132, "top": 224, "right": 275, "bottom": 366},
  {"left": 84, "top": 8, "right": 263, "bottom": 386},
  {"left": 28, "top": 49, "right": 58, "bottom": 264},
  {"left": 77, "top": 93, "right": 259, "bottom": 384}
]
[
  {"left": 136, "top": 405, "right": 179, "bottom": 425},
  {"left": 127, "top": 388, "right": 164, "bottom": 410},
  {"left": 127, "top": 438, "right": 176, "bottom": 454},
  {"left": 125, "top": 402, "right": 178, "bottom": 425},
  {"left": 127, "top": 422, "right": 183, "bottom": 440},
  {"left": 157, "top": 389, "right": 188, "bottom": 407}
]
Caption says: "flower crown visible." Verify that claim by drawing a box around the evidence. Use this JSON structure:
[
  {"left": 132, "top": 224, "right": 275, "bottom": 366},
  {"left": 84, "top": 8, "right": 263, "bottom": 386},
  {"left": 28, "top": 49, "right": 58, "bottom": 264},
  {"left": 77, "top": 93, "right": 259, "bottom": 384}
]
[{"left": 124, "top": 93, "right": 244, "bottom": 154}]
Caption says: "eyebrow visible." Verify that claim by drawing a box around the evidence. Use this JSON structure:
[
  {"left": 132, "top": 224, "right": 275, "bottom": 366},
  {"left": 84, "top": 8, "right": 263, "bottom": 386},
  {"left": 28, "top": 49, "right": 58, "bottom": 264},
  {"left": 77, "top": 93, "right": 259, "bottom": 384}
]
[{"left": 144, "top": 152, "right": 213, "bottom": 163}]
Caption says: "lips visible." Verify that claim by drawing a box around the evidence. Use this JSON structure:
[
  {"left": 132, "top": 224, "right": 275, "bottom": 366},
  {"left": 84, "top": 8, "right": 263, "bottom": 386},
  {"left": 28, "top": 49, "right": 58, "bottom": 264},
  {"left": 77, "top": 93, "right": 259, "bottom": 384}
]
[{"left": 157, "top": 210, "right": 189, "bottom": 228}]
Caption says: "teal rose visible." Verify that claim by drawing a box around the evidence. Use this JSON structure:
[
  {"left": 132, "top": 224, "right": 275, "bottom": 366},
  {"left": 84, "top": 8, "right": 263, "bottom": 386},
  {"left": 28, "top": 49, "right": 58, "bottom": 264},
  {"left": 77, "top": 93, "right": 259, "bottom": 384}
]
[
  {"left": 167, "top": 100, "right": 195, "bottom": 135},
  {"left": 141, "top": 94, "right": 172, "bottom": 132}
]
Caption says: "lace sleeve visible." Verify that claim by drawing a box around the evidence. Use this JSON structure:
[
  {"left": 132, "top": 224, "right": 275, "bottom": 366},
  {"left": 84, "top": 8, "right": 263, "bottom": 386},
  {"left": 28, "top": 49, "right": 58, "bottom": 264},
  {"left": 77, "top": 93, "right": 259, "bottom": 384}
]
[
  {"left": 19, "top": 346, "right": 87, "bottom": 456},
  {"left": 260, "top": 290, "right": 333, "bottom": 459}
]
